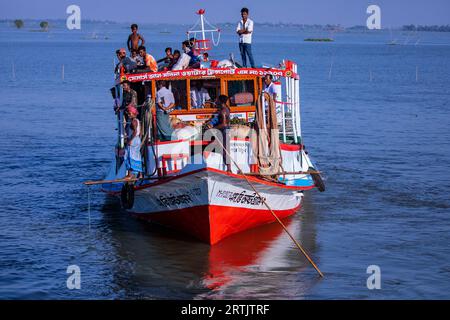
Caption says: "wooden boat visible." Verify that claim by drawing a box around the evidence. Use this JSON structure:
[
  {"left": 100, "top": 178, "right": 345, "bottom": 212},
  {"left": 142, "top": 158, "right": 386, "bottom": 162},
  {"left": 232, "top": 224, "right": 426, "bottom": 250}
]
[{"left": 98, "top": 10, "right": 325, "bottom": 244}]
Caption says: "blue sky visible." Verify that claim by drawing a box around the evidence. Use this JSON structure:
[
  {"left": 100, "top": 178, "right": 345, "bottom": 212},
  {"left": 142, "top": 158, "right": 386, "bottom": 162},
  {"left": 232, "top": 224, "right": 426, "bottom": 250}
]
[{"left": 1, "top": 0, "right": 449, "bottom": 26}]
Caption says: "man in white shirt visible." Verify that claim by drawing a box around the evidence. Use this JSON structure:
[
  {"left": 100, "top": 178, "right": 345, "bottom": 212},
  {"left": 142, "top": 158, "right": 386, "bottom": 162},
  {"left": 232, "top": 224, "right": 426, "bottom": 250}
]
[
  {"left": 155, "top": 81, "right": 175, "bottom": 140},
  {"left": 263, "top": 74, "right": 277, "bottom": 101},
  {"left": 190, "top": 81, "right": 211, "bottom": 109},
  {"left": 263, "top": 74, "right": 282, "bottom": 124},
  {"left": 236, "top": 7, "right": 255, "bottom": 68}
]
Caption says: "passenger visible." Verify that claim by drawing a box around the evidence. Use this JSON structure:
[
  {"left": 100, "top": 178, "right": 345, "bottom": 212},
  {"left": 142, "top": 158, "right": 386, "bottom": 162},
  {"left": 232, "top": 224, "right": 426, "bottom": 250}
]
[
  {"left": 155, "top": 81, "right": 175, "bottom": 141},
  {"left": 114, "top": 80, "right": 137, "bottom": 114},
  {"left": 200, "top": 52, "right": 211, "bottom": 69},
  {"left": 115, "top": 48, "right": 137, "bottom": 74},
  {"left": 263, "top": 74, "right": 277, "bottom": 101},
  {"left": 168, "top": 50, "right": 181, "bottom": 70},
  {"left": 182, "top": 40, "right": 201, "bottom": 68},
  {"left": 127, "top": 24, "right": 145, "bottom": 53},
  {"left": 124, "top": 105, "right": 143, "bottom": 179},
  {"left": 172, "top": 49, "right": 191, "bottom": 70},
  {"left": 138, "top": 46, "right": 158, "bottom": 72},
  {"left": 213, "top": 95, "right": 232, "bottom": 172},
  {"left": 236, "top": 7, "right": 255, "bottom": 68},
  {"left": 114, "top": 49, "right": 121, "bottom": 73},
  {"left": 190, "top": 81, "right": 211, "bottom": 109},
  {"left": 263, "top": 74, "right": 282, "bottom": 123},
  {"left": 157, "top": 47, "right": 173, "bottom": 64},
  {"left": 130, "top": 49, "right": 144, "bottom": 67},
  {"left": 122, "top": 80, "right": 138, "bottom": 109}
]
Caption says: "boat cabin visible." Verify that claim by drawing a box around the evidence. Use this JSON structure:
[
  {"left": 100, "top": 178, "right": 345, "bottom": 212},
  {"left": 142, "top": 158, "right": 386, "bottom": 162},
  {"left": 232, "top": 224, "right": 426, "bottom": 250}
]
[{"left": 121, "top": 65, "right": 301, "bottom": 142}]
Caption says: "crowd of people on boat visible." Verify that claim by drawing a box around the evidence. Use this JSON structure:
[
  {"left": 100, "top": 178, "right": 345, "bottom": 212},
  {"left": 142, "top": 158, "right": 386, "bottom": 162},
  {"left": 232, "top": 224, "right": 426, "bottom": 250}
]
[
  {"left": 115, "top": 7, "right": 255, "bottom": 76},
  {"left": 114, "top": 8, "right": 258, "bottom": 178}
]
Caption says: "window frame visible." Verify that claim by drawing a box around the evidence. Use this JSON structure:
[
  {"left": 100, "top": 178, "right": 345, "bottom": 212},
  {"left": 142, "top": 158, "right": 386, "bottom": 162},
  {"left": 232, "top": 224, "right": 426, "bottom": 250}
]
[{"left": 151, "top": 75, "right": 259, "bottom": 115}]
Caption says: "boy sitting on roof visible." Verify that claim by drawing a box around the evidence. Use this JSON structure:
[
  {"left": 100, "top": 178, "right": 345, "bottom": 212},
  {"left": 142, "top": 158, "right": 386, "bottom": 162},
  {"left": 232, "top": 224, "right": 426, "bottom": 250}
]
[
  {"left": 200, "top": 52, "right": 211, "bottom": 69},
  {"left": 157, "top": 47, "right": 173, "bottom": 64},
  {"left": 168, "top": 50, "right": 181, "bottom": 70},
  {"left": 130, "top": 49, "right": 144, "bottom": 67}
]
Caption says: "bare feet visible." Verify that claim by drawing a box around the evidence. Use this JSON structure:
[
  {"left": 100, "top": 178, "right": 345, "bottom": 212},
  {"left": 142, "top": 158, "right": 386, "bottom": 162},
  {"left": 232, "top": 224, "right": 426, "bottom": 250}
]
[{"left": 125, "top": 173, "right": 136, "bottom": 180}]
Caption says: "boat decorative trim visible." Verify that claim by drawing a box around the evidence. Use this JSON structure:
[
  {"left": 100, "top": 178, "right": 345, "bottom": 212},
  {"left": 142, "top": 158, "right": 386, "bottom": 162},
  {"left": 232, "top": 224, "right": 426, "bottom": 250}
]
[{"left": 124, "top": 67, "right": 299, "bottom": 83}]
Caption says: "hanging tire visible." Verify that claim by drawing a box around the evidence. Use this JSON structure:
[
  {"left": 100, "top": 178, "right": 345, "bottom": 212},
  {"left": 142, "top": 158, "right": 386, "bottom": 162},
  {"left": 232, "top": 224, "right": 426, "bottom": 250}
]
[
  {"left": 121, "top": 183, "right": 135, "bottom": 209},
  {"left": 309, "top": 166, "right": 325, "bottom": 192}
]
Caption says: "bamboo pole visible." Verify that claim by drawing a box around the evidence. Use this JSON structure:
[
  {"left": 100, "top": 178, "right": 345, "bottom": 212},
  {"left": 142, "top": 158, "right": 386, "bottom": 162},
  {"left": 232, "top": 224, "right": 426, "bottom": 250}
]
[
  {"left": 83, "top": 176, "right": 160, "bottom": 186},
  {"left": 215, "top": 138, "right": 324, "bottom": 277}
]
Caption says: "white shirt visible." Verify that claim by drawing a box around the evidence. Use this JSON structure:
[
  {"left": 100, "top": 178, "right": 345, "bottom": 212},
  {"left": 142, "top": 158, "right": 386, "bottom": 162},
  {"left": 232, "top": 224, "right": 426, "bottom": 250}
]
[
  {"left": 264, "top": 82, "right": 277, "bottom": 98},
  {"left": 190, "top": 87, "right": 211, "bottom": 109},
  {"left": 264, "top": 82, "right": 282, "bottom": 123},
  {"left": 236, "top": 18, "right": 254, "bottom": 44},
  {"left": 156, "top": 86, "right": 175, "bottom": 109}
]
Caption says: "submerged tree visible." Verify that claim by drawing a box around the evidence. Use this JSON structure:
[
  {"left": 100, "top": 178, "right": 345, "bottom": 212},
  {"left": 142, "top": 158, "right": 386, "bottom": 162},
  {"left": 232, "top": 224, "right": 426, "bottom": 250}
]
[
  {"left": 40, "top": 21, "right": 49, "bottom": 31},
  {"left": 14, "top": 19, "right": 24, "bottom": 29}
]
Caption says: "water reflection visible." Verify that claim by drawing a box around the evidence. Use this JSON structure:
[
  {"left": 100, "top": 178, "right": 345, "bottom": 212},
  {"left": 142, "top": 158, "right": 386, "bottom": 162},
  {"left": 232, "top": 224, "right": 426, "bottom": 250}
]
[{"left": 100, "top": 193, "right": 319, "bottom": 299}]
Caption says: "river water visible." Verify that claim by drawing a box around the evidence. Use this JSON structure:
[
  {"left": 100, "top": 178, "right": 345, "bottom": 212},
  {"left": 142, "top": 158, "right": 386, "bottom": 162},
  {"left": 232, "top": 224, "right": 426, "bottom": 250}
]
[{"left": 0, "top": 21, "right": 449, "bottom": 299}]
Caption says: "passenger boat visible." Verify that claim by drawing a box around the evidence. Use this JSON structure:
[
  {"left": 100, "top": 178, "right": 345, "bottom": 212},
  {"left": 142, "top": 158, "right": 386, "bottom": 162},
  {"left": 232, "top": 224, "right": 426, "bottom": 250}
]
[{"left": 99, "top": 10, "right": 325, "bottom": 245}]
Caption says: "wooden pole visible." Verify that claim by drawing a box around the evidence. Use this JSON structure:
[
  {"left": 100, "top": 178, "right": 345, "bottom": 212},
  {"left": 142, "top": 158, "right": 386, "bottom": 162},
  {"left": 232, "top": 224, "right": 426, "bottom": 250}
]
[
  {"left": 83, "top": 176, "right": 160, "bottom": 186},
  {"left": 12, "top": 62, "right": 16, "bottom": 81},
  {"left": 328, "top": 58, "right": 333, "bottom": 80},
  {"left": 215, "top": 138, "right": 324, "bottom": 277}
]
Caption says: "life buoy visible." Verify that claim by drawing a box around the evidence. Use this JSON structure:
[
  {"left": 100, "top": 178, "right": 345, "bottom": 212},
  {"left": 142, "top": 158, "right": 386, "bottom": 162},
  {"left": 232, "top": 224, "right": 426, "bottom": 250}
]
[
  {"left": 121, "top": 183, "right": 135, "bottom": 209},
  {"left": 309, "top": 166, "right": 325, "bottom": 192}
]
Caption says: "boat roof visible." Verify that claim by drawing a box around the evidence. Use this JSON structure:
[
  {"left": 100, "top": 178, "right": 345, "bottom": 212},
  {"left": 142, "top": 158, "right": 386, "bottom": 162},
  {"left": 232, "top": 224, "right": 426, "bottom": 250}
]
[{"left": 124, "top": 66, "right": 299, "bottom": 83}]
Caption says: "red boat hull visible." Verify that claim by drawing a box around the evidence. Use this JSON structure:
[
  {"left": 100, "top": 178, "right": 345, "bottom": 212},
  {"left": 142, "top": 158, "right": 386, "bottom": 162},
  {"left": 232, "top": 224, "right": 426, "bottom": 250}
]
[{"left": 133, "top": 203, "right": 301, "bottom": 245}]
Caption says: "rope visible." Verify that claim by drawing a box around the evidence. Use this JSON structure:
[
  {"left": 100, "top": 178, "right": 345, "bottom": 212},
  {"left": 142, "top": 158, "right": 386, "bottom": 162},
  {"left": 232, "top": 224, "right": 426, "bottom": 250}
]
[
  {"left": 187, "top": 18, "right": 200, "bottom": 33},
  {"left": 214, "top": 137, "right": 324, "bottom": 277},
  {"left": 203, "top": 16, "right": 219, "bottom": 31},
  {"left": 211, "top": 30, "right": 221, "bottom": 47}
]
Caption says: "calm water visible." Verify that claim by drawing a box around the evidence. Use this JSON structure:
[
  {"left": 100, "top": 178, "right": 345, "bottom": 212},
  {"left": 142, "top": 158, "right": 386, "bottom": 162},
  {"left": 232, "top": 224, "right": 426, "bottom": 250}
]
[{"left": 0, "top": 21, "right": 450, "bottom": 299}]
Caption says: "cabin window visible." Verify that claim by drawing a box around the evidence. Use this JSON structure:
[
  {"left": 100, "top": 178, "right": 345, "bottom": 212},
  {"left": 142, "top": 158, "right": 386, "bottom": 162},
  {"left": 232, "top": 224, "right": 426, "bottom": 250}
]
[
  {"left": 189, "top": 79, "right": 220, "bottom": 109},
  {"left": 132, "top": 82, "right": 146, "bottom": 105},
  {"left": 227, "top": 80, "right": 255, "bottom": 107},
  {"left": 168, "top": 80, "right": 188, "bottom": 111}
]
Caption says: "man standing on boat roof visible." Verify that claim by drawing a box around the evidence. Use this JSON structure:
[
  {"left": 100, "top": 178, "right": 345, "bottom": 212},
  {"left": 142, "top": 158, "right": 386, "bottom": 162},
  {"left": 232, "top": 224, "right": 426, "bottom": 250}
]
[{"left": 236, "top": 7, "right": 255, "bottom": 68}]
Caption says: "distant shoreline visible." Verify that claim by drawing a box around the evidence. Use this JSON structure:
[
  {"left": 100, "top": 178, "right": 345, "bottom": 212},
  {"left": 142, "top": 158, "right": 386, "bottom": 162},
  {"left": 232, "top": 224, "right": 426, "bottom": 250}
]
[{"left": 2, "top": 19, "right": 450, "bottom": 32}]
